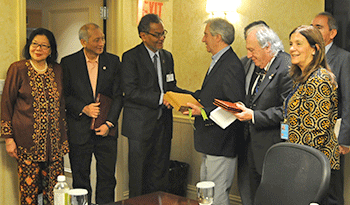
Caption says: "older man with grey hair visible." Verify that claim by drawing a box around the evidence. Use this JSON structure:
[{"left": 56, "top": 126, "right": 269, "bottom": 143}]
[
  {"left": 233, "top": 24, "right": 293, "bottom": 205},
  {"left": 184, "top": 18, "right": 245, "bottom": 205}
]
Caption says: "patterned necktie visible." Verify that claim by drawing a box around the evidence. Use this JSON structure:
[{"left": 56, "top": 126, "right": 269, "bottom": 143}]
[
  {"left": 249, "top": 67, "right": 266, "bottom": 106},
  {"left": 254, "top": 68, "right": 266, "bottom": 94}
]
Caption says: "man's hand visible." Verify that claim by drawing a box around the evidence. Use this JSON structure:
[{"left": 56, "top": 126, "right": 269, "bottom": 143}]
[
  {"left": 82, "top": 102, "right": 100, "bottom": 118},
  {"left": 163, "top": 99, "right": 172, "bottom": 109},
  {"left": 339, "top": 145, "right": 350, "bottom": 155},
  {"left": 233, "top": 103, "right": 253, "bottom": 121},
  {"left": 5, "top": 138, "right": 18, "bottom": 159},
  {"left": 95, "top": 124, "right": 110, "bottom": 137},
  {"left": 182, "top": 103, "right": 202, "bottom": 116}
]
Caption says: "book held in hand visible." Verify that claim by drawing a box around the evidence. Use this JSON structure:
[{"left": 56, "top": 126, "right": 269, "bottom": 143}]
[
  {"left": 90, "top": 93, "right": 117, "bottom": 136},
  {"left": 213, "top": 99, "right": 243, "bottom": 113},
  {"left": 209, "top": 107, "right": 237, "bottom": 129},
  {"left": 164, "top": 91, "right": 203, "bottom": 112}
]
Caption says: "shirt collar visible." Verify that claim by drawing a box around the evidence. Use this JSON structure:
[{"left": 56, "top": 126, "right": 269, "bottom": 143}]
[
  {"left": 212, "top": 46, "right": 230, "bottom": 63},
  {"left": 325, "top": 41, "right": 333, "bottom": 54},
  {"left": 145, "top": 45, "right": 160, "bottom": 59},
  {"left": 263, "top": 51, "right": 278, "bottom": 72}
]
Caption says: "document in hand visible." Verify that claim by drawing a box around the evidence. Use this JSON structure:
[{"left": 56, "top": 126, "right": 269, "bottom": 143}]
[
  {"left": 213, "top": 99, "right": 243, "bottom": 113},
  {"left": 209, "top": 107, "right": 237, "bottom": 129},
  {"left": 90, "top": 93, "right": 117, "bottom": 136},
  {"left": 164, "top": 91, "right": 203, "bottom": 112}
]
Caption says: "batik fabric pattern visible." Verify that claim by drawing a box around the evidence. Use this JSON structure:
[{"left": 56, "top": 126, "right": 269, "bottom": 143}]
[
  {"left": 1, "top": 60, "right": 69, "bottom": 204},
  {"left": 286, "top": 68, "right": 340, "bottom": 170}
]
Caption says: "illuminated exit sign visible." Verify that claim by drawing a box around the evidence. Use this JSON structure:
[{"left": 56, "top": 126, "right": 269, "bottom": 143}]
[{"left": 138, "top": 0, "right": 164, "bottom": 22}]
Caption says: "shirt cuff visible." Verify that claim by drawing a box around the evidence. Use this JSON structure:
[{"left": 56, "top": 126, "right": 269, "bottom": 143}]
[
  {"left": 159, "top": 93, "right": 164, "bottom": 105},
  {"left": 251, "top": 111, "right": 255, "bottom": 124}
]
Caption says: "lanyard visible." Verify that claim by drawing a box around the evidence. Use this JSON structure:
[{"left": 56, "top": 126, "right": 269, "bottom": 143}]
[{"left": 284, "top": 83, "right": 301, "bottom": 120}]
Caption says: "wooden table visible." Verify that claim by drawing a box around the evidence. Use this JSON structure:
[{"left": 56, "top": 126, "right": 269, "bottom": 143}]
[{"left": 108, "top": 191, "right": 199, "bottom": 205}]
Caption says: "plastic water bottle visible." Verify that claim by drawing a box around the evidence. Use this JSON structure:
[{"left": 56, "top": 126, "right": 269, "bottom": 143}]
[{"left": 54, "top": 175, "right": 70, "bottom": 205}]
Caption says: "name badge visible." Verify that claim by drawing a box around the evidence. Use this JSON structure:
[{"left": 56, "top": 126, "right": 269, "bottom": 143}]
[
  {"left": 166, "top": 73, "right": 174, "bottom": 82},
  {"left": 280, "top": 122, "right": 289, "bottom": 140}
]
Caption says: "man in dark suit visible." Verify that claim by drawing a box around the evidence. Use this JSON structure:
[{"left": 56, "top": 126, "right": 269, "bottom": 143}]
[
  {"left": 233, "top": 24, "right": 293, "bottom": 205},
  {"left": 312, "top": 12, "right": 350, "bottom": 205},
  {"left": 61, "top": 23, "right": 123, "bottom": 204},
  {"left": 184, "top": 18, "right": 245, "bottom": 205},
  {"left": 121, "top": 14, "right": 189, "bottom": 198}
]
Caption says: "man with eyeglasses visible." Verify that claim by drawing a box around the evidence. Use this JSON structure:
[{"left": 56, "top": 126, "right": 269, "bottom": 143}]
[
  {"left": 61, "top": 23, "right": 123, "bottom": 205},
  {"left": 122, "top": 13, "right": 190, "bottom": 197}
]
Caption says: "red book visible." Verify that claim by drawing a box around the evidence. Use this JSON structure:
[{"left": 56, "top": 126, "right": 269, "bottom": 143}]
[
  {"left": 213, "top": 99, "right": 243, "bottom": 113},
  {"left": 90, "top": 93, "right": 117, "bottom": 136}
]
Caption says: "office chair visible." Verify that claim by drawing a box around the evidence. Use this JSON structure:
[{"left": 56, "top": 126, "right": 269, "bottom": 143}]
[{"left": 254, "top": 142, "right": 331, "bottom": 205}]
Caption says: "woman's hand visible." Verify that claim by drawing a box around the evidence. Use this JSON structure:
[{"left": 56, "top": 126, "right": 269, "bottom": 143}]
[{"left": 5, "top": 138, "right": 18, "bottom": 159}]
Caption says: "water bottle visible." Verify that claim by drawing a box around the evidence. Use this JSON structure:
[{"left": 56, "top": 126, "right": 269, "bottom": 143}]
[{"left": 54, "top": 175, "right": 70, "bottom": 205}]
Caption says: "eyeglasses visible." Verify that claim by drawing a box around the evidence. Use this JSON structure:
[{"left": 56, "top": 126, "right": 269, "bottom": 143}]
[
  {"left": 145, "top": 30, "right": 168, "bottom": 39},
  {"left": 31, "top": 42, "right": 51, "bottom": 50}
]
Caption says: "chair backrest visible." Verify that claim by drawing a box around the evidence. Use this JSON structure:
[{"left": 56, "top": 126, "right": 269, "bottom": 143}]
[{"left": 254, "top": 142, "right": 331, "bottom": 205}]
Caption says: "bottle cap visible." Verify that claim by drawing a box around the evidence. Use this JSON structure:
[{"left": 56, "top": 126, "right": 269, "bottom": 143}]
[
  {"left": 196, "top": 181, "right": 215, "bottom": 188},
  {"left": 68, "top": 188, "right": 88, "bottom": 196},
  {"left": 57, "top": 175, "right": 66, "bottom": 182}
]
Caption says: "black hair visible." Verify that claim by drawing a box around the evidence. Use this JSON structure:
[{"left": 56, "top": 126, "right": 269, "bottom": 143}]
[{"left": 23, "top": 28, "right": 58, "bottom": 64}]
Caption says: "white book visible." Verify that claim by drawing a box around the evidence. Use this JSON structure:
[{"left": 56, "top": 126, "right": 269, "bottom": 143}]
[{"left": 209, "top": 107, "right": 237, "bottom": 129}]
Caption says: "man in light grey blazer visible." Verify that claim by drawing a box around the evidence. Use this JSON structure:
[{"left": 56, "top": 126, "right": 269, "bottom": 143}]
[
  {"left": 312, "top": 12, "right": 350, "bottom": 205},
  {"left": 233, "top": 24, "right": 293, "bottom": 205}
]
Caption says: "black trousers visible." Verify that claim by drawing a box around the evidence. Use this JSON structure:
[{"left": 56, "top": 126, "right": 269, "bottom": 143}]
[
  {"left": 69, "top": 134, "right": 118, "bottom": 205},
  {"left": 128, "top": 115, "right": 172, "bottom": 198},
  {"left": 320, "top": 155, "right": 344, "bottom": 205}
]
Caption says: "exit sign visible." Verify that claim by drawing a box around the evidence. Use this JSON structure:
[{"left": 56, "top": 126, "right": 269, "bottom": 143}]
[{"left": 138, "top": 0, "right": 164, "bottom": 22}]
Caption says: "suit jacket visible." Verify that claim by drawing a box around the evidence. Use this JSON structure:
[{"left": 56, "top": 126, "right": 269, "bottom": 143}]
[
  {"left": 286, "top": 68, "right": 340, "bottom": 170},
  {"left": 242, "top": 51, "right": 293, "bottom": 174},
  {"left": 192, "top": 47, "right": 245, "bottom": 157},
  {"left": 327, "top": 44, "right": 350, "bottom": 145},
  {"left": 121, "top": 43, "right": 189, "bottom": 141},
  {"left": 61, "top": 49, "right": 123, "bottom": 145}
]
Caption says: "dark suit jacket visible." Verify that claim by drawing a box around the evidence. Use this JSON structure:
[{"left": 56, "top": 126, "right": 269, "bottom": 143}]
[
  {"left": 121, "top": 43, "right": 188, "bottom": 141},
  {"left": 192, "top": 47, "right": 245, "bottom": 157},
  {"left": 242, "top": 51, "right": 293, "bottom": 174},
  {"left": 61, "top": 49, "right": 123, "bottom": 145},
  {"left": 327, "top": 44, "right": 350, "bottom": 145}
]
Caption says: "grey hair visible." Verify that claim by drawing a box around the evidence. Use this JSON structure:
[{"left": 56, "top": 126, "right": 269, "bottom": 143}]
[
  {"left": 316, "top": 12, "right": 338, "bottom": 30},
  {"left": 79, "top": 23, "right": 101, "bottom": 42},
  {"left": 247, "top": 25, "right": 284, "bottom": 55},
  {"left": 204, "top": 18, "right": 235, "bottom": 45}
]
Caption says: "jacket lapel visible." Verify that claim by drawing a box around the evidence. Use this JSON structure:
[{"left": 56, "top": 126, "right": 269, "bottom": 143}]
[
  {"left": 140, "top": 43, "right": 158, "bottom": 80},
  {"left": 245, "top": 59, "right": 255, "bottom": 95},
  {"left": 77, "top": 49, "right": 94, "bottom": 99},
  {"left": 159, "top": 50, "right": 168, "bottom": 91},
  {"left": 95, "top": 52, "right": 107, "bottom": 96},
  {"left": 251, "top": 52, "right": 281, "bottom": 103},
  {"left": 326, "top": 44, "right": 337, "bottom": 68},
  {"left": 202, "top": 48, "right": 231, "bottom": 89}
]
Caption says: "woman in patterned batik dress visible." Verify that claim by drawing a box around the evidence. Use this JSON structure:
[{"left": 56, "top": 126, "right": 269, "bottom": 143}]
[
  {"left": 1, "top": 28, "right": 69, "bottom": 205},
  {"left": 285, "top": 25, "right": 339, "bottom": 204}
]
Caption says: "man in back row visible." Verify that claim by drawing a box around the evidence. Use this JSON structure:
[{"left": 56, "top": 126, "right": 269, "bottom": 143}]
[{"left": 312, "top": 11, "right": 350, "bottom": 205}]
